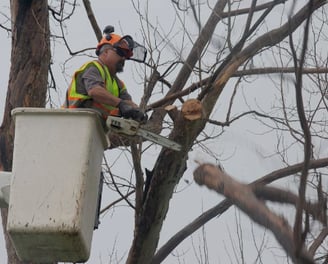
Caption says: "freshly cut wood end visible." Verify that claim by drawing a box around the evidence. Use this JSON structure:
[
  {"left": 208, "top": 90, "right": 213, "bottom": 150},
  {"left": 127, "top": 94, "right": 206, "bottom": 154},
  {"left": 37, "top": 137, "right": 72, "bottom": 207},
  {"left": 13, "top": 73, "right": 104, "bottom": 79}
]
[
  {"left": 181, "top": 99, "right": 202, "bottom": 120},
  {"left": 164, "top": 105, "right": 177, "bottom": 112}
]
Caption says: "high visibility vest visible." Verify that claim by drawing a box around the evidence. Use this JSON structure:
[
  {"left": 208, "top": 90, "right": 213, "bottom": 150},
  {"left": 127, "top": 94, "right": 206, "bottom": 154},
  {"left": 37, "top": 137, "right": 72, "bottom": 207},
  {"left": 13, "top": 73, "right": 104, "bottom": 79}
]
[{"left": 64, "top": 60, "right": 125, "bottom": 117}]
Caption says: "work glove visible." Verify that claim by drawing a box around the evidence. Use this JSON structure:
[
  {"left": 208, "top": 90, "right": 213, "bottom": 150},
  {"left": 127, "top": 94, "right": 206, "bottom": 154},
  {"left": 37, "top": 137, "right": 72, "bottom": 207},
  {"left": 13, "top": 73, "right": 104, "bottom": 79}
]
[{"left": 118, "top": 100, "right": 148, "bottom": 123}]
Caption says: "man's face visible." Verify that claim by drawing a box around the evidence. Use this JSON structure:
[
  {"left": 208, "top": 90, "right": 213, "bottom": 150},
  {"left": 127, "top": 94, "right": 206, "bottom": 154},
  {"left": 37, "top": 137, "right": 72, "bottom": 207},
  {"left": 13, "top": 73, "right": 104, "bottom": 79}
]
[
  {"left": 115, "top": 59, "right": 125, "bottom": 73},
  {"left": 104, "top": 48, "right": 126, "bottom": 73}
]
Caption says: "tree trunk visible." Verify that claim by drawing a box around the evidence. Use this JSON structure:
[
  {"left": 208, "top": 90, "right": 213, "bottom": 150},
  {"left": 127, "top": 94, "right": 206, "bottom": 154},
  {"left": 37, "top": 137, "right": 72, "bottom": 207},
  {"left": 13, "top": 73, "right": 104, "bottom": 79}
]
[
  {"left": 0, "top": 0, "right": 50, "bottom": 263},
  {"left": 127, "top": 101, "right": 205, "bottom": 264}
]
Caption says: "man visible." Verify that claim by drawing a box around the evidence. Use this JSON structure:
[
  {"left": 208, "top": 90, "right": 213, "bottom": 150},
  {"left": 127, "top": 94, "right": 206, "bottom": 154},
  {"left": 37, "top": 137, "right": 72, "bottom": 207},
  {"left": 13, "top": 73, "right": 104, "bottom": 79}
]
[
  {"left": 63, "top": 28, "right": 147, "bottom": 124},
  {"left": 63, "top": 28, "right": 147, "bottom": 229}
]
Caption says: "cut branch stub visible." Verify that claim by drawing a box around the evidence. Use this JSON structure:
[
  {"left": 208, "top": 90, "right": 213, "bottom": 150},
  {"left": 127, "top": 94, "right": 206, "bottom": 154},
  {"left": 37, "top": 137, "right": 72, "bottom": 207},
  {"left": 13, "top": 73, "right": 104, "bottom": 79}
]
[
  {"left": 164, "top": 105, "right": 179, "bottom": 122},
  {"left": 181, "top": 99, "right": 203, "bottom": 121}
]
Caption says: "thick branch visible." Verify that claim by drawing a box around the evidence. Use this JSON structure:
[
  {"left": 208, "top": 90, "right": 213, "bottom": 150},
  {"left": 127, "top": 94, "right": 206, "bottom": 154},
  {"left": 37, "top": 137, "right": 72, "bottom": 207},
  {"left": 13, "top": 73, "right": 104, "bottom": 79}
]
[
  {"left": 193, "top": 164, "right": 314, "bottom": 263},
  {"left": 153, "top": 157, "right": 328, "bottom": 263},
  {"left": 309, "top": 227, "right": 328, "bottom": 256},
  {"left": 131, "top": 143, "right": 144, "bottom": 219},
  {"left": 82, "top": 0, "right": 102, "bottom": 41},
  {"left": 253, "top": 186, "right": 325, "bottom": 224}
]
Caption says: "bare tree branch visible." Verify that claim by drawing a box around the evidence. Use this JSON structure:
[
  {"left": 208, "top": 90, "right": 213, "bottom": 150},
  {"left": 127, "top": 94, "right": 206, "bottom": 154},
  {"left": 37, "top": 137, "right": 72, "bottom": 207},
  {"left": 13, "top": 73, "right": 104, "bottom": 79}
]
[
  {"left": 130, "top": 142, "right": 144, "bottom": 221},
  {"left": 289, "top": 0, "right": 314, "bottom": 252},
  {"left": 152, "top": 157, "right": 328, "bottom": 263},
  {"left": 82, "top": 0, "right": 102, "bottom": 41},
  {"left": 100, "top": 190, "right": 135, "bottom": 215},
  {"left": 147, "top": 67, "right": 328, "bottom": 110},
  {"left": 309, "top": 227, "right": 328, "bottom": 257},
  {"left": 193, "top": 163, "right": 314, "bottom": 263},
  {"left": 253, "top": 186, "right": 325, "bottom": 225},
  {"left": 201, "top": 0, "right": 327, "bottom": 117}
]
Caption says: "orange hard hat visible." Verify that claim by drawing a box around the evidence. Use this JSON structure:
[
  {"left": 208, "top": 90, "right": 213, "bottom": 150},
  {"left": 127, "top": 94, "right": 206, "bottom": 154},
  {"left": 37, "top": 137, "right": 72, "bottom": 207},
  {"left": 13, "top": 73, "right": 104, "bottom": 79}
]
[
  {"left": 96, "top": 33, "right": 134, "bottom": 58},
  {"left": 95, "top": 26, "right": 147, "bottom": 63}
]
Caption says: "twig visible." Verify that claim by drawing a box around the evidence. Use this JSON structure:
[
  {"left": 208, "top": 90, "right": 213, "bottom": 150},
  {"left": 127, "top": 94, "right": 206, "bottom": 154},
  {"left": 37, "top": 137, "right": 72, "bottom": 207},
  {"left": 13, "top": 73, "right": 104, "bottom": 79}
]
[{"left": 100, "top": 190, "right": 135, "bottom": 215}]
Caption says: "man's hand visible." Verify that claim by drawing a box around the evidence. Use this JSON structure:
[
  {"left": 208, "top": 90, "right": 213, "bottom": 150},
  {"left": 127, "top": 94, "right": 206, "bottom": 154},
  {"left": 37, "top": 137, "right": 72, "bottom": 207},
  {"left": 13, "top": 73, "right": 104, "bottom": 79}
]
[
  {"left": 123, "top": 100, "right": 138, "bottom": 108},
  {"left": 118, "top": 100, "right": 148, "bottom": 123}
]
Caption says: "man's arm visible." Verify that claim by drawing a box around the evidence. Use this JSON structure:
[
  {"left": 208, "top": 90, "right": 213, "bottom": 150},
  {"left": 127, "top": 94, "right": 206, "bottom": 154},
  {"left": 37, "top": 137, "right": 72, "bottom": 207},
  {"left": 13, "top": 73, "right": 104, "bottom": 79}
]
[
  {"left": 87, "top": 86, "right": 121, "bottom": 107},
  {"left": 83, "top": 66, "right": 146, "bottom": 121},
  {"left": 83, "top": 67, "right": 137, "bottom": 108},
  {"left": 88, "top": 87, "right": 139, "bottom": 108}
]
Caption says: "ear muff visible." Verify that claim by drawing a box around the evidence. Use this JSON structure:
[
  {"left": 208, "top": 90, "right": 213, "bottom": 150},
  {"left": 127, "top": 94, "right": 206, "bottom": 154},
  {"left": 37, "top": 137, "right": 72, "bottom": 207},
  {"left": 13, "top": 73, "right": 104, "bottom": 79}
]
[
  {"left": 95, "top": 26, "right": 147, "bottom": 63},
  {"left": 112, "top": 35, "right": 134, "bottom": 58}
]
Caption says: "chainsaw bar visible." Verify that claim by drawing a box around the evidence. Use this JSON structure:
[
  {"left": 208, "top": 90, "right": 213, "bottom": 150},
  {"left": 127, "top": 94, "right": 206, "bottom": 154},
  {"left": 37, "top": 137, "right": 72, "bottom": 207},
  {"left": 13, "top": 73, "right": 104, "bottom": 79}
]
[
  {"left": 106, "top": 116, "right": 181, "bottom": 151},
  {"left": 136, "top": 128, "right": 181, "bottom": 151}
]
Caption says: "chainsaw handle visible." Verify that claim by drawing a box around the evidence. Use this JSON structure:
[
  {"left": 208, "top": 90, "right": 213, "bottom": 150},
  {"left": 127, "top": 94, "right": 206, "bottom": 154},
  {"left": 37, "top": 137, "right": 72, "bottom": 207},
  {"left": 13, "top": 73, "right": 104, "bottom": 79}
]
[{"left": 106, "top": 116, "right": 139, "bottom": 136}]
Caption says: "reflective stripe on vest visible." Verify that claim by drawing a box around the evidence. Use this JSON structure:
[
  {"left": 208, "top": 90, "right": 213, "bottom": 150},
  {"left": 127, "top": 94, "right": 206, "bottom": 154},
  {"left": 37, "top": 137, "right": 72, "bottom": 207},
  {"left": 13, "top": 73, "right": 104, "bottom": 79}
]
[{"left": 66, "top": 60, "right": 124, "bottom": 116}]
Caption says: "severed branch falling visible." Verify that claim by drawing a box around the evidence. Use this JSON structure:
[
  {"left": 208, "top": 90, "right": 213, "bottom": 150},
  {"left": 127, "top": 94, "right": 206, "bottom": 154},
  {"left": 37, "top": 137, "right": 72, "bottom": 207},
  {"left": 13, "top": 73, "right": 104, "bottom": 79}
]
[{"left": 193, "top": 163, "right": 314, "bottom": 264}]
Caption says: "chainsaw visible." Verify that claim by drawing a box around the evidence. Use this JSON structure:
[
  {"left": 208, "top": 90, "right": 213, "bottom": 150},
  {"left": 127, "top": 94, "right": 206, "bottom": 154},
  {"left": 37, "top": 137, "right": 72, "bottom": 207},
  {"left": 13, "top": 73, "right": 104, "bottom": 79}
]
[{"left": 106, "top": 116, "right": 181, "bottom": 151}]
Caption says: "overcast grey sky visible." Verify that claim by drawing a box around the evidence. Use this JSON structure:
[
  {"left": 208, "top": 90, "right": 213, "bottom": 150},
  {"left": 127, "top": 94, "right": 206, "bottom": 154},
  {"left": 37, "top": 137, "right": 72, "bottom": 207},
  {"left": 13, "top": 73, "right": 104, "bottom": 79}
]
[{"left": 1, "top": 1, "right": 327, "bottom": 263}]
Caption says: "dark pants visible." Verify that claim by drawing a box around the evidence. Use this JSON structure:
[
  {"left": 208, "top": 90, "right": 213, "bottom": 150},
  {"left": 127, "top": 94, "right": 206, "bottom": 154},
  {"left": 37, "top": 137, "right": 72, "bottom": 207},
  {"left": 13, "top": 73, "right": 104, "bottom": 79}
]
[{"left": 94, "top": 171, "right": 104, "bottom": 229}]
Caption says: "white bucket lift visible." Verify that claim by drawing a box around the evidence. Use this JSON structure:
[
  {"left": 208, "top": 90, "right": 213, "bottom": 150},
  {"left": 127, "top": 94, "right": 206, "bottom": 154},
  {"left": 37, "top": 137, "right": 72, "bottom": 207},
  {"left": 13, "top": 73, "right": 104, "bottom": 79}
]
[{"left": 3, "top": 108, "right": 108, "bottom": 263}]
